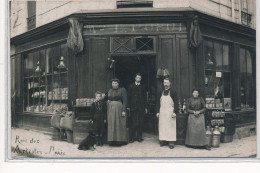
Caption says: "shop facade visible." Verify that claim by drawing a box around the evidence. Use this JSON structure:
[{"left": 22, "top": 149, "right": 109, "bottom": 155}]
[{"left": 10, "top": 9, "right": 256, "bottom": 143}]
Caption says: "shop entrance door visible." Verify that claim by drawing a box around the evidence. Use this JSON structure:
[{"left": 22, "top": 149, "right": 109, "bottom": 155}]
[{"left": 113, "top": 55, "right": 157, "bottom": 134}]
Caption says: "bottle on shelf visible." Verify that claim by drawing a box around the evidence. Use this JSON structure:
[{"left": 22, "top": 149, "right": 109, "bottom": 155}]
[{"left": 178, "top": 98, "right": 183, "bottom": 113}]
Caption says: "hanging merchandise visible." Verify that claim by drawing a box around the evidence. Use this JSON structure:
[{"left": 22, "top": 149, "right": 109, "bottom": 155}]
[
  {"left": 107, "top": 56, "right": 115, "bottom": 70},
  {"left": 189, "top": 15, "right": 203, "bottom": 48},
  {"left": 156, "top": 68, "right": 170, "bottom": 78},
  {"left": 66, "top": 18, "right": 84, "bottom": 54},
  {"left": 35, "top": 61, "right": 41, "bottom": 73},
  {"left": 58, "top": 56, "right": 66, "bottom": 69},
  {"left": 110, "top": 59, "right": 115, "bottom": 69},
  {"left": 163, "top": 69, "right": 170, "bottom": 77},
  {"left": 156, "top": 68, "right": 163, "bottom": 78}
]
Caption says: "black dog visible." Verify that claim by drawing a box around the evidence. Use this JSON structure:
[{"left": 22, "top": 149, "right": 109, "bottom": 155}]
[{"left": 78, "top": 131, "right": 96, "bottom": 151}]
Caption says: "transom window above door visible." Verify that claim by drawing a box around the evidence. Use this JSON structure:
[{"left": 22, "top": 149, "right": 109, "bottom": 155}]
[{"left": 110, "top": 36, "right": 156, "bottom": 53}]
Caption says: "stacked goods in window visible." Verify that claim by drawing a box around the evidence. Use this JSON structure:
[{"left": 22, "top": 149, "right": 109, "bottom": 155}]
[{"left": 48, "top": 88, "right": 68, "bottom": 100}]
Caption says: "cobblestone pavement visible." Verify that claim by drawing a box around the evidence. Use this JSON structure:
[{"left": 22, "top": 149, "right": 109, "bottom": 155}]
[{"left": 10, "top": 128, "right": 257, "bottom": 159}]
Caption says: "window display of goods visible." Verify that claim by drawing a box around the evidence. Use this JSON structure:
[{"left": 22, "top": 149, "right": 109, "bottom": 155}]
[
  {"left": 212, "top": 111, "right": 225, "bottom": 118},
  {"left": 76, "top": 98, "right": 96, "bottom": 106},
  {"left": 215, "top": 99, "right": 223, "bottom": 108},
  {"left": 31, "top": 90, "right": 46, "bottom": 98},
  {"left": 224, "top": 98, "right": 231, "bottom": 109},
  {"left": 28, "top": 82, "right": 39, "bottom": 89},
  {"left": 26, "top": 104, "right": 47, "bottom": 112},
  {"left": 48, "top": 88, "right": 68, "bottom": 100},
  {"left": 211, "top": 119, "right": 225, "bottom": 126},
  {"left": 46, "top": 102, "right": 68, "bottom": 113}
]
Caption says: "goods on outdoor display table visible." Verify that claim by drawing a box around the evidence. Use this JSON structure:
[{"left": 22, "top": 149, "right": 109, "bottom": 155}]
[
  {"left": 75, "top": 98, "right": 96, "bottom": 106},
  {"left": 210, "top": 111, "right": 225, "bottom": 131}
]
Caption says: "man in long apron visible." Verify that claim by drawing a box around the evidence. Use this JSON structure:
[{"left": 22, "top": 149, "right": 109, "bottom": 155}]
[{"left": 156, "top": 78, "right": 178, "bottom": 149}]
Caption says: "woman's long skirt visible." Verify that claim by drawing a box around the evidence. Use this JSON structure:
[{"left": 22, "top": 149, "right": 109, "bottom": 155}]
[
  {"left": 185, "top": 114, "right": 207, "bottom": 146},
  {"left": 107, "top": 101, "right": 128, "bottom": 142}
]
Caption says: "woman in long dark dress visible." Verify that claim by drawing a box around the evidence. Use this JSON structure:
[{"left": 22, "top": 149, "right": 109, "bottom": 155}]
[
  {"left": 105, "top": 78, "right": 128, "bottom": 146},
  {"left": 185, "top": 89, "right": 211, "bottom": 150}
]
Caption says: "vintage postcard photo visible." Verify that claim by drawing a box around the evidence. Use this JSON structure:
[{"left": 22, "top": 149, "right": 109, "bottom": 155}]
[{"left": 9, "top": 0, "right": 256, "bottom": 159}]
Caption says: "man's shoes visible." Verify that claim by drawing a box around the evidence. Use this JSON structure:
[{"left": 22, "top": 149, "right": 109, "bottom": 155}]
[
  {"left": 205, "top": 146, "right": 211, "bottom": 150},
  {"left": 129, "top": 139, "right": 134, "bottom": 143},
  {"left": 169, "top": 145, "right": 174, "bottom": 149},
  {"left": 160, "top": 142, "right": 167, "bottom": 147},
  {"left": 137, "top": 139, "right": 143, "bottom": 142}
]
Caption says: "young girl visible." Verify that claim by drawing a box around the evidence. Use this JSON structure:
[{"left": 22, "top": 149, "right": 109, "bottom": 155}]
[{"left": 90, "top": 91, "right": 107, "bottom": 146}]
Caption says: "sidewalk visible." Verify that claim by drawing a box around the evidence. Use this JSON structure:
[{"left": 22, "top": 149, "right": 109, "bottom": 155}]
[{"left": 10, "top": 128, "right": 257, "bottom": 159}]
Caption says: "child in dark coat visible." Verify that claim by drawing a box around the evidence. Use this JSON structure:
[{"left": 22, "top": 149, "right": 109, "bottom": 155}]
[{"left": 90, "top": 91, "right": 107, "bottom": 146}]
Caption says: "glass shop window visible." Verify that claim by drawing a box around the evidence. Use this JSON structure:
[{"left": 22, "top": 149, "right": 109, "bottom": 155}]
[
  {"left": 23, "top": 43, "right": 68, "bottom": 114},
  {"left": 240, "top": 48, "right": 255, "bottom": 109},
  {"left": 204, "top": 40, "right": 231, "bottom": 111}
]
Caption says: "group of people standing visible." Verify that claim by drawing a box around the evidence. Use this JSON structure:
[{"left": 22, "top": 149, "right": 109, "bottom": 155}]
[{"left": 90, "top": 73, "right": 211, "bottom": 150}]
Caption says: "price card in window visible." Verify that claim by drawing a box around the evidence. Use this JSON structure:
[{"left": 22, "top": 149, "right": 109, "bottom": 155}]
[{"left": 216, "top": 71, "right": 222, "bottom": 78}]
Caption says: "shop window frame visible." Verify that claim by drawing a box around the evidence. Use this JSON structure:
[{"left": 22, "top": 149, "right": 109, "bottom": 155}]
[
  {"left": 203, "top": 39, "right": 232, "bottom": 111},
  {"left": 239, "top": 47, "right": 255, "bottom": 110},
  {"left": 22, "top": 42, "right": 69, "bottom": 114}
]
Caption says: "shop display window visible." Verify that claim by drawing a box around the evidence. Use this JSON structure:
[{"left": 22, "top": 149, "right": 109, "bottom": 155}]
[
  {"left": 240, "top": 48, "right": 255, "bottom": 109},
  {"left": 204, "top": 40, "right": 231, "bottom": 111},
  {"left": 23, "top": 43, "right": 68, "bottom": 114}
]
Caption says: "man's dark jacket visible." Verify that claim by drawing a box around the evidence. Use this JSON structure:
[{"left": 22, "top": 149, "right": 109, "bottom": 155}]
[{"left": 127, "top": 83, "right": 146, "bottom": 111}]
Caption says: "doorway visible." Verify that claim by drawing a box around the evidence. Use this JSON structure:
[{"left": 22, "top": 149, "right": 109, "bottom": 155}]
[{"left": 113, "top": 55, "right": 157, "bottom": 134}]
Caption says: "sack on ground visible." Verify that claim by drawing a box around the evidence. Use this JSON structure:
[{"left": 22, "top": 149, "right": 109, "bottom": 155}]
[{"left": 60, "top": 111, "right": 75, "bottom": 130}]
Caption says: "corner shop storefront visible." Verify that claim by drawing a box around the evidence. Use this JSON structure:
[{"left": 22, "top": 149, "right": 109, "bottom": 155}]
[{"left": 11, "top": 9, "right": 256, "bottom": 144}]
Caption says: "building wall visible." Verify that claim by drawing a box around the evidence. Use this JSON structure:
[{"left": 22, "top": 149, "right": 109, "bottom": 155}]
[
  {"left": 10, "top": 1, "right": 28, "bottom": 38},
  {"left": 10, "top": 0, "right": 256, "bottom": 38}
]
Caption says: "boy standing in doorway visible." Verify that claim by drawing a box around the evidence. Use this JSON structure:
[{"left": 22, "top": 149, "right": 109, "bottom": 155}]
[{"left": 127, "top": 73, "right": 147, "bottom": 143}]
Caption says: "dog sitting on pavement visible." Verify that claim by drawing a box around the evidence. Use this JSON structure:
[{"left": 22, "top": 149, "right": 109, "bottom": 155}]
[{"left": 78, "top": 130, "right": 96, "bottom": 151}]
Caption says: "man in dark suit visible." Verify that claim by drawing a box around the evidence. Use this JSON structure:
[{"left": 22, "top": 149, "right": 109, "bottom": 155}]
[{"left": 127, "top": 73, "right": 147, "bottom": 143}]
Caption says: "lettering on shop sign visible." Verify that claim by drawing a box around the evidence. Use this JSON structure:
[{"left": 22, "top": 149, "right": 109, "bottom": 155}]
[
  {"left": 12, "top": 135, "right": 65, "bottom": 157},
  {"left": 84, "top": 23, "right": 187, "bottom": 35}
]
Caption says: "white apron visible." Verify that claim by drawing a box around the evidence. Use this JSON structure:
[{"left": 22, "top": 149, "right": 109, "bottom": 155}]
[{"left": 159, "top": 91, "right": 176, "bottom": 141}]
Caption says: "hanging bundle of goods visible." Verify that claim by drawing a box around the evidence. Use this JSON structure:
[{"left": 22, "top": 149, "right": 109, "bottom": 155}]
[{"left": 156, "top": 68, "right": 170, "bottom": 78}]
